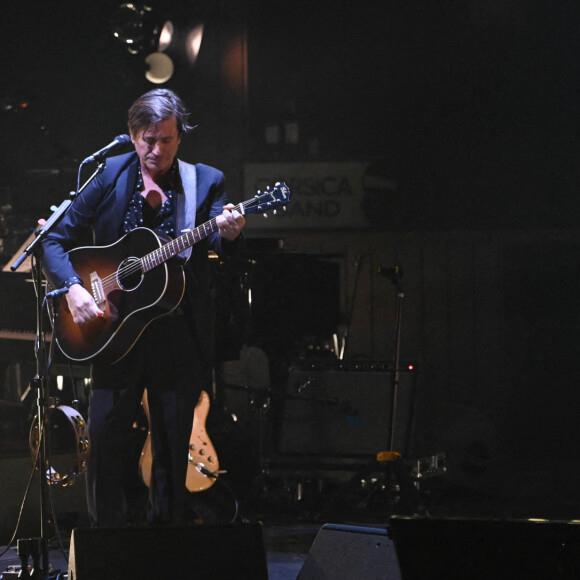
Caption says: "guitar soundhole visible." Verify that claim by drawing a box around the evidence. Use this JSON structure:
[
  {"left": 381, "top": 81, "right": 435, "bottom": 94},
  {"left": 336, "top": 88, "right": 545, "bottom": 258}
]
[{"left": 117, "top": 257, "right": 143, "bottom": 291}]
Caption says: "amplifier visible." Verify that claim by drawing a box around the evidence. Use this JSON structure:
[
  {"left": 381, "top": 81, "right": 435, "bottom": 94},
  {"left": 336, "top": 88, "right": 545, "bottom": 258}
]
[{"left": 276, "top": 360, "right": 418, "bottom": 458}]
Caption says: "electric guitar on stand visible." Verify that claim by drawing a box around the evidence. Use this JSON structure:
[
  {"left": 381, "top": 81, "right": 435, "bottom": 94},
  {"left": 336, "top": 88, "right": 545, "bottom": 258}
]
[
  {"left": 139, "top": 389, "right": 219, "bottom": 492},
  {"left": 48, "top": 183, "right": 291, "bottom": 364}
]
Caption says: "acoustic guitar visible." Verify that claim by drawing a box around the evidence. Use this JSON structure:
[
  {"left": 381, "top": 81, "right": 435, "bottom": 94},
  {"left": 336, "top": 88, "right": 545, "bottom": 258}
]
[
  {"left": 139, "top": 389, "right": 219, "bottom": 493},
  {"left": 49, "top": 183, "right": 291, "bottom": 364}
]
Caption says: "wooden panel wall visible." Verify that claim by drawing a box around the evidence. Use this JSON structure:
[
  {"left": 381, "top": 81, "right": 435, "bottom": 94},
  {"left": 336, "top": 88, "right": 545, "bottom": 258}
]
[{"left": 273, "top": 228, "right": 580, "bottom": 487}]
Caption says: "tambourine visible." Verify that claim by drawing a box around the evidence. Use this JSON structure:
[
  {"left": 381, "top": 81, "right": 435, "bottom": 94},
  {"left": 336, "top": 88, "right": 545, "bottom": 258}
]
[{"left": 29, "top": 405, "right": 90, "bottom": 486}]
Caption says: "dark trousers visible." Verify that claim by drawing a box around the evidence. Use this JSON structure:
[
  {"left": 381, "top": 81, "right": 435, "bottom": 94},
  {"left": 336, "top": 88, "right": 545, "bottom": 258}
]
[{"left": 86, "top": 314, "right": 209, "bottom": 527}]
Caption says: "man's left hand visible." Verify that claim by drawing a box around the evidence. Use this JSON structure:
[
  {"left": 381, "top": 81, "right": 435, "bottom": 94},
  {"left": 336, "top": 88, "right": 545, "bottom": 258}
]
[{"left": 216, "top": 204, "right": 245, "bottom": 241}]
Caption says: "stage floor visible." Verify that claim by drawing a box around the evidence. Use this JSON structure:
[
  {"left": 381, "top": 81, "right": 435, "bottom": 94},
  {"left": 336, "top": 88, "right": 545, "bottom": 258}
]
[{"left": 2, "top": 457, "right": 580, "bottom": 579}]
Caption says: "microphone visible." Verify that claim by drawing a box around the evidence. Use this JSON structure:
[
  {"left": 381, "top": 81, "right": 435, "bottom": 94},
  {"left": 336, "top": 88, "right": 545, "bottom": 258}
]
[
  {"left": 46, "top": 287, "right": 69, "bottom": 299},
  {"left": 82, "top": 134, "right": 132, "bottom": 164}
]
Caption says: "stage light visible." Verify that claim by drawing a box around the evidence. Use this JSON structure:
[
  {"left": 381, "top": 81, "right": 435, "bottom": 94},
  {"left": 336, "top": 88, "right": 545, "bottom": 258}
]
[
  {"left": 142, "top": 18, "right": 176, "bottom": 82},
  {"left": 185, "top": 23, "right": 204, "bottom": 65},
  {"left": 109, "top": 4, "right": 204, "bottom": 83},
  {"left": 157, "top": 20, "right": 174, "bottom": 52},
  {"left": 110, "top": 3, "right": 155, "bottom": 55},
  {"left": 143, "top": 20, "right": 204, "bottom": 83},
  {"left": 145, "top": 52, "right": 174, "bottom": 84}
]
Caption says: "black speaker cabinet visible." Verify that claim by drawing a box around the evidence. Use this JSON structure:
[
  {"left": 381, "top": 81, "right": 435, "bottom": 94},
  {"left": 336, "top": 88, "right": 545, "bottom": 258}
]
[
  {"left": 68, "top": 522, "right": 268, "bottom": 580},
  {"left": 389, "top": 516, "right": 580, "bottom": 580},
  {"left": 297, "top": 523, "right": 402, "bottom": 580},
  {"left": 278, "top": 360, "right": 418, "bottom": 457}
]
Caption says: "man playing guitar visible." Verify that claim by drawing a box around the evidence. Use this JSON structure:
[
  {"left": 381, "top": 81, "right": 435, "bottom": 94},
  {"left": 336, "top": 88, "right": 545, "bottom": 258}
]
[{"left": 41, "top": 88, "right": 246, "bottom": 527}]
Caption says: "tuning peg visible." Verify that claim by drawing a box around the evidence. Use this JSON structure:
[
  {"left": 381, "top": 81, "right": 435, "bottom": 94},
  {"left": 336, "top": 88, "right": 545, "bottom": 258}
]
[
  {"left": 263, "top": 213, "right": 268, "bottom": 218},
  {"left": 273, "top": 209, "right": 277, "bottom": 215},
  {"left": 283, "top": 206, "right": 287, "bottom": 211}
]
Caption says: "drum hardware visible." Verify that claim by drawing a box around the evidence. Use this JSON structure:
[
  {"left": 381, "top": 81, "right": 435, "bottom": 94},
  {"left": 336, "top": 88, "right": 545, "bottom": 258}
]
[
  {"left": 410, "top": 452, "right": 447, "bottom": 484},
  {"left": 341, "top": 450, "right": 446, "bottom": 517}
]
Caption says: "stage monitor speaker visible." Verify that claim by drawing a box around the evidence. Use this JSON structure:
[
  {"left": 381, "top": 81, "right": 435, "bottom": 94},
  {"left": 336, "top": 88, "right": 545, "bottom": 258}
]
[
  {"left": 389, "top": 516, "right": 580, "bottom": 579},
  {"left": 68, "top": 522, "right": 268, "bottom": 580},
  {"left": 278, "top": 361, "right": 418, "bottom": 457},
  {"left": 297, "top": 523, "right": 401, "bottom": 580}
]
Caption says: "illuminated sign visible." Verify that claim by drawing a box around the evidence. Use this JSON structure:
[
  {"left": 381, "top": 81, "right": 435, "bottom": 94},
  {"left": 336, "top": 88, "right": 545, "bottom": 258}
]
[{"left": 244, "top": 162, "right": 377, "bottom": 230}]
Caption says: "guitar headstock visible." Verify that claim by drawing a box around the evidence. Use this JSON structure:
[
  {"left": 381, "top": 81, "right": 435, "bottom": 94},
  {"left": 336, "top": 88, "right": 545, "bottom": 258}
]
[{"left": 243, "top": 182, "right": 291, "bottom": 216}]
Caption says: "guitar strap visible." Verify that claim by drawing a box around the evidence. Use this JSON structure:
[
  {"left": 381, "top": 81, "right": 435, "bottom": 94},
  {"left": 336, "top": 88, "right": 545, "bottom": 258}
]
[{"left": 176, "top": 160, "right": 198, "bottom": 262}]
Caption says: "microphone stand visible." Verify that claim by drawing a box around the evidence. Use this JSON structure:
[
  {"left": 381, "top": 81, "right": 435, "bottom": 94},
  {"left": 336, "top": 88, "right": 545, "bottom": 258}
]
[
  {"left": 389, "top": 275, "right": 404, "bottom": 452},
  {"left": 381, "top": 267, "right": 424, "bottom": 515},
  {"left": 376, "top": 266, "right": 404, "bottom": 452},
  {"left": 9, "top": 161, "right": 106, "bottom": 579}
]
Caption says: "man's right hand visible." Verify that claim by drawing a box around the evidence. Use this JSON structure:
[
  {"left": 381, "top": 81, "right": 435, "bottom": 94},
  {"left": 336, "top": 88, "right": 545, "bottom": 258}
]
[{"left": 65, "top": 284, "right": 104, "bottom": 324}]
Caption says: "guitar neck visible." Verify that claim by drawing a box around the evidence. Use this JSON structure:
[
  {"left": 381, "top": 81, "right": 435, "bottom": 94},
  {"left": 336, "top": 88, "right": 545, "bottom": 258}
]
[
  {"left": 138, "top": 182, "right": 291, "bottom": 272},
  {"left": 140, "top": 202, "right": 244, "bottom": 272}
]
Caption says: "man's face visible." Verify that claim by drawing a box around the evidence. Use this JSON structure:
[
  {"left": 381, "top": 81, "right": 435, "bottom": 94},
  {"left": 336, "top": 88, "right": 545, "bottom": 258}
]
[{"left": 131, "top": 116, "right": 181, "bottom": 176}]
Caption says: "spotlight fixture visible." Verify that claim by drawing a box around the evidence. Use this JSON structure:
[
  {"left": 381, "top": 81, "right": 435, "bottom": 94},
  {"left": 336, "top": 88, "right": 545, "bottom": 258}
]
[
  {"left": 143, "top": 19, "right": 177, "bottom": 82},
  {"left": 110, "top": 3, "right": 155, "bottom": 55},
  {"left": 143, "top": 20, "right": 204, "bottom": 83},
  {"left": 145, "top": 52, "right": 174, "bottom": 84},
  {"left": 109, "top": 3, "right": 204, "bottom": 83},
  {"left": 157, "top": 20, "right": 175, "bottom": 52},
  {"left": 185, "top": 23, "right": 204, "bottom": 65}
]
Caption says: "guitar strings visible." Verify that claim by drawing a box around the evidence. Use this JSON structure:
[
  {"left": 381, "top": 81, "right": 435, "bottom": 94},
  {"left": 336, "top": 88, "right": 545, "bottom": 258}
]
[
  {"left": 96, "top": 199, "right": 251, "bottom": 292},
  {"left": 97, "top": 219, "right": 217, "bottom": 292},
  {"left": 93, "top": 193, "right": 276, "bottom": 296}
]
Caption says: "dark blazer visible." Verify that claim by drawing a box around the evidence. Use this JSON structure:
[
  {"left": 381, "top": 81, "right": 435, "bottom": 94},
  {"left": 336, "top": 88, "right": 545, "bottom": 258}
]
[{"left": 41, "top": 151, "right": 242, "bottom": 364}]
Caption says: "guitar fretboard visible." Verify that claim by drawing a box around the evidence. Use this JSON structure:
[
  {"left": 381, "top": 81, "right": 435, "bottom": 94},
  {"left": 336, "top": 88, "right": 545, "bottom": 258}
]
[{"left": 142, "top": 214, "right": 224, "bottom": 272}]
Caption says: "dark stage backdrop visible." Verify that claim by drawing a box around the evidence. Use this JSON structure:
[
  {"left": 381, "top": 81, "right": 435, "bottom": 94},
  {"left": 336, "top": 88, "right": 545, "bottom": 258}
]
[
  {"left": 2, "top": 1, "right": 580, "bottom": 230},
  {"left": 2, "top": 0, "right": 580, "bottom": 521}
]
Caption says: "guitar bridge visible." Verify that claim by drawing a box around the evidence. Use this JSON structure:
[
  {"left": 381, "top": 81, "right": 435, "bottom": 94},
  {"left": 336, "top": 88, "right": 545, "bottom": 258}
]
[{"left": 90, "top": 271, "right": 106, "bottom": 309}]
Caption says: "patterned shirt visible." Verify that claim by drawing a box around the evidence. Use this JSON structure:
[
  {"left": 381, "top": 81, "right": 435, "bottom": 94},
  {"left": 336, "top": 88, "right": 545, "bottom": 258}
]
[{"left": 122, "top": 161, "right": 180, "bottom": 237}]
